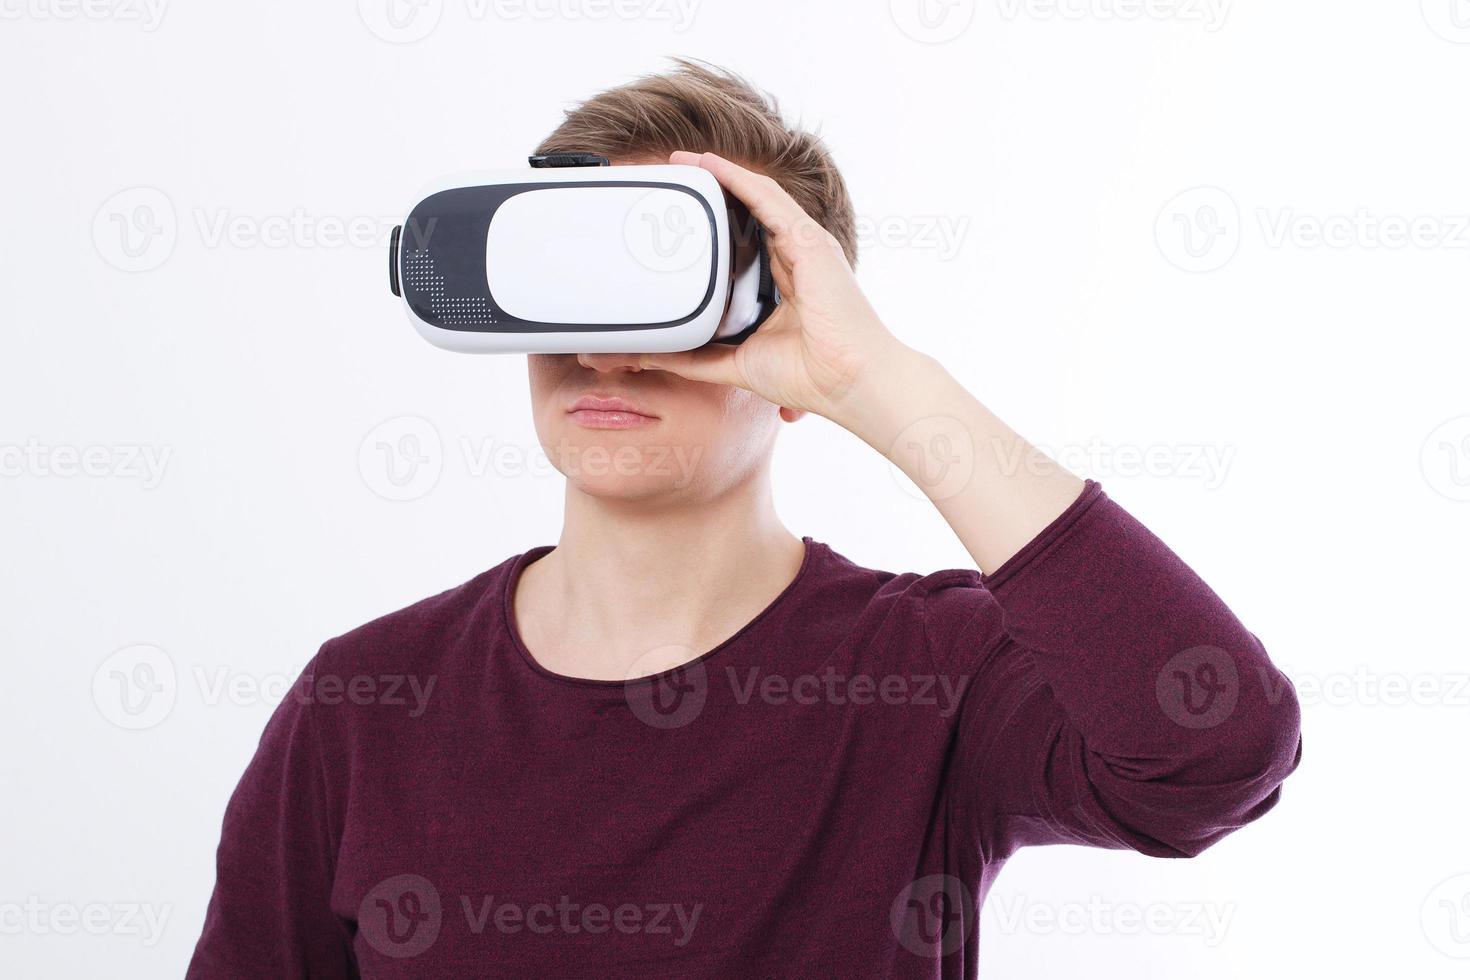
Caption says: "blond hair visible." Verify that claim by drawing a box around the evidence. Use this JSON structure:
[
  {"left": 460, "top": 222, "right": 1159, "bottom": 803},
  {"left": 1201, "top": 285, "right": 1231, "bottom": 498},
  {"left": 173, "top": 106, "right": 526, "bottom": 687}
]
[{"left": 535, "top": 60, "right": 858, "bottom": 266}]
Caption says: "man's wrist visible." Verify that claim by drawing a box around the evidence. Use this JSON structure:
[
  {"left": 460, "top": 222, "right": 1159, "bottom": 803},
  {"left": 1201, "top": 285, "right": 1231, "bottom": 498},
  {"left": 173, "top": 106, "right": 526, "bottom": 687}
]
[{"left": 823, "top": 342, "right": 956, "bottom": 455}]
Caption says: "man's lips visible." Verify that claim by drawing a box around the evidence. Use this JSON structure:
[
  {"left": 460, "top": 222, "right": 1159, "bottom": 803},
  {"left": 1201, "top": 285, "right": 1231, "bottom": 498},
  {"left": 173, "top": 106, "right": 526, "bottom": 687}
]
[{"left": 567, "top": 395, "right": 660, "bottom": 430}]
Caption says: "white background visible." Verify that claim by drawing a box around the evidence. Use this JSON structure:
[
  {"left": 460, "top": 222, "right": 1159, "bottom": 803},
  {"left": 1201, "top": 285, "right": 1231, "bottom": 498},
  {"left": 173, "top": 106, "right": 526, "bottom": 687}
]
[{"left": 3, "top": 1, "right": 1469, "bottom": 977}]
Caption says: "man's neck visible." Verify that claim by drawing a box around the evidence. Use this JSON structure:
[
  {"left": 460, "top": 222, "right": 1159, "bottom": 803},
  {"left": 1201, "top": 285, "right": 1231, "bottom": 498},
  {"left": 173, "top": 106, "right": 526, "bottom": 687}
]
[{"left": 512, "top": 477, "right": 806, "bottom": 681}]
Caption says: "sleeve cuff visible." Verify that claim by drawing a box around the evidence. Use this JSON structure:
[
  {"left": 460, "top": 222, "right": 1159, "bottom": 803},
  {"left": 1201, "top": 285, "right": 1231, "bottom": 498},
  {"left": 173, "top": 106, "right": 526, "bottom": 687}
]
[{"left": 979, "top": 479, "right": 1105, "bottom": 592}]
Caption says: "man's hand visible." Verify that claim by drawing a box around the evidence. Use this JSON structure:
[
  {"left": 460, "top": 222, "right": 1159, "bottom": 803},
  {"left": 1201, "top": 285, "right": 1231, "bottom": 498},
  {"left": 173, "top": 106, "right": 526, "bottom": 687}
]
[{"left": 579, "top": 151, "right": 912, "bottom": 422}]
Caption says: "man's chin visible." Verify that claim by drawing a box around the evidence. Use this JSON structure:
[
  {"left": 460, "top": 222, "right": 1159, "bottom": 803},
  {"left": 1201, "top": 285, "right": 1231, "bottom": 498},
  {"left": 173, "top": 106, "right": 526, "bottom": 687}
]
[
  {"left": 539, "top": 430, "right": 708, "bottom": 500},
  {"left": 566, "top": 477, "right": 700, "bottom": 503}
]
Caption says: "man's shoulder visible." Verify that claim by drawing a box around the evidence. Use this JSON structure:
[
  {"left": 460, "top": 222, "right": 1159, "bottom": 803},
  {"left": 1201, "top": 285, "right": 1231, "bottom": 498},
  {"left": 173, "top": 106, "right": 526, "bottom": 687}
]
[
  {"left": 809, "top": 537, "right": 987, "bottom": 606},
  {"left": 802, "top": 539, "right": 1000, "bottom": 650},
  {"left": 802, "top": 539, "right": 1004, "bottom": 670}
]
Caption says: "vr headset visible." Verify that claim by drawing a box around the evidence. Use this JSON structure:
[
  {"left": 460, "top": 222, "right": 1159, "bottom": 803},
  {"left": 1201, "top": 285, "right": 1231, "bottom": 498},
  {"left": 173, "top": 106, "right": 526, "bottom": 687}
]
[{"left": 389, "top": 153, "right": 779, "bottom": 354}]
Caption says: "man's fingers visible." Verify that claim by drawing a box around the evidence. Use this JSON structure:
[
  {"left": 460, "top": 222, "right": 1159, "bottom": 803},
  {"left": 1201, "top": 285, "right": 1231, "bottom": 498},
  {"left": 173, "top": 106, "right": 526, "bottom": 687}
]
[
  {"left": 644, "top": 344, "right": 744, "bottom": 387},
  {"left": 577, "top": 344, "right": 744, "bottom": 388},
  {"left": 703, "top": 154, "right": 822, "bottom": 254},
  {"left": 669, "top": 150, "right": 836, "bottom": 265}
]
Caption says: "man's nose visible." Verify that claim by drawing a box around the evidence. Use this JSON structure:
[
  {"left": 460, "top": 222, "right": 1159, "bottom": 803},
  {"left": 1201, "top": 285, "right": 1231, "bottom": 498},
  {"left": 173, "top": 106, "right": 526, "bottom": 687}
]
[{"left": 576, "top": 353, "right": 646, "bottom": 373}]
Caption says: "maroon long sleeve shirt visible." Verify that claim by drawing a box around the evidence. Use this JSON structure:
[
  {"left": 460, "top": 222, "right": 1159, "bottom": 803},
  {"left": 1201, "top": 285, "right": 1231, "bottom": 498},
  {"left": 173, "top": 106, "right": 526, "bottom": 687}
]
[{"left": 187, "top": 482, "right": 1302, "bottom": 977}]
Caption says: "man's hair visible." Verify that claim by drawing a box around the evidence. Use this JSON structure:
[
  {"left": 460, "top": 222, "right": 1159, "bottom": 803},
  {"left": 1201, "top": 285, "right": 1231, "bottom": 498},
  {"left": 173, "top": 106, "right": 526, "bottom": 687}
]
[{"left": 535, "top": 60, "right": 858, "bottom": 266}]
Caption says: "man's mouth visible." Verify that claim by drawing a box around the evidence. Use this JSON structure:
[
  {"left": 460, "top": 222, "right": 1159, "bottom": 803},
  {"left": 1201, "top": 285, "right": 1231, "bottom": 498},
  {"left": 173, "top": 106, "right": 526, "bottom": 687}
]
[{"left": 567, "top": 394, "right": 661, "bottom": 430}]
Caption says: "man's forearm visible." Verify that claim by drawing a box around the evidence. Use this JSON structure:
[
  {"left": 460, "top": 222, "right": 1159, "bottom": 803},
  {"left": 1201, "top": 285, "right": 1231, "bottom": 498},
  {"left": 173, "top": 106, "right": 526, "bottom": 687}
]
[{"left": 830, "top": 343, "right": 1086, "bottom": 575}]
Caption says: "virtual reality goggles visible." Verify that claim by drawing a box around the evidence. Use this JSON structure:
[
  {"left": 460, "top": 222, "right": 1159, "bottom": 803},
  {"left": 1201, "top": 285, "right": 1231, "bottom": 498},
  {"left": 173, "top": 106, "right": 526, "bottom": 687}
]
[{"left": 389, "top": 153, "right": 779, "bottom": 354}]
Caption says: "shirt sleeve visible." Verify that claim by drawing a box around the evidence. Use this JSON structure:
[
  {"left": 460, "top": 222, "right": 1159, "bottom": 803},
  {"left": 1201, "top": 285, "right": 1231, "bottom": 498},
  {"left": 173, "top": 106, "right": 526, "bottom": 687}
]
[
  {"left": 928, "top": 481, "right": 1303, "bottom": 860},
  {"left": 187, "top": 652, "right": 356, "bottom": 978}
]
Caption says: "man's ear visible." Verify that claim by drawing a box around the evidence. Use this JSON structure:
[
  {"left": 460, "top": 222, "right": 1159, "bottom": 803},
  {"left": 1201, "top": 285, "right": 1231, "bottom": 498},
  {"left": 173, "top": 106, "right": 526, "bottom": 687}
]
[{"left": 778, "top": 407, "right": 806, "bottom": 423}]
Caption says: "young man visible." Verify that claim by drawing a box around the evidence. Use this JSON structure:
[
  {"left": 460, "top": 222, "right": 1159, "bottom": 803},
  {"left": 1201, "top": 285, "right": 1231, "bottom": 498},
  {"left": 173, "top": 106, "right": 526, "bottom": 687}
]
[{"left": 189, "top": 62, "right": 1301, "bottom": 978}]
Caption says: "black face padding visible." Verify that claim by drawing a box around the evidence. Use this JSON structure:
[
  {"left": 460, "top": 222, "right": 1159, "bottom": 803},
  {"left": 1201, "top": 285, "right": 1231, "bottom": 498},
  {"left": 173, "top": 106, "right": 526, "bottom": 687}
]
[{"left": 719, "top": 195, "right": 780, "bottom": 344}]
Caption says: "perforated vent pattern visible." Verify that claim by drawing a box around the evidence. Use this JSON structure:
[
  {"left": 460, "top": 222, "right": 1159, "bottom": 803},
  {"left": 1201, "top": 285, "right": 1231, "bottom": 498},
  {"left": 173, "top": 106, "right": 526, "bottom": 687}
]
[{"left": 403, "top": 249, "right": 497, "bottom": 326}]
